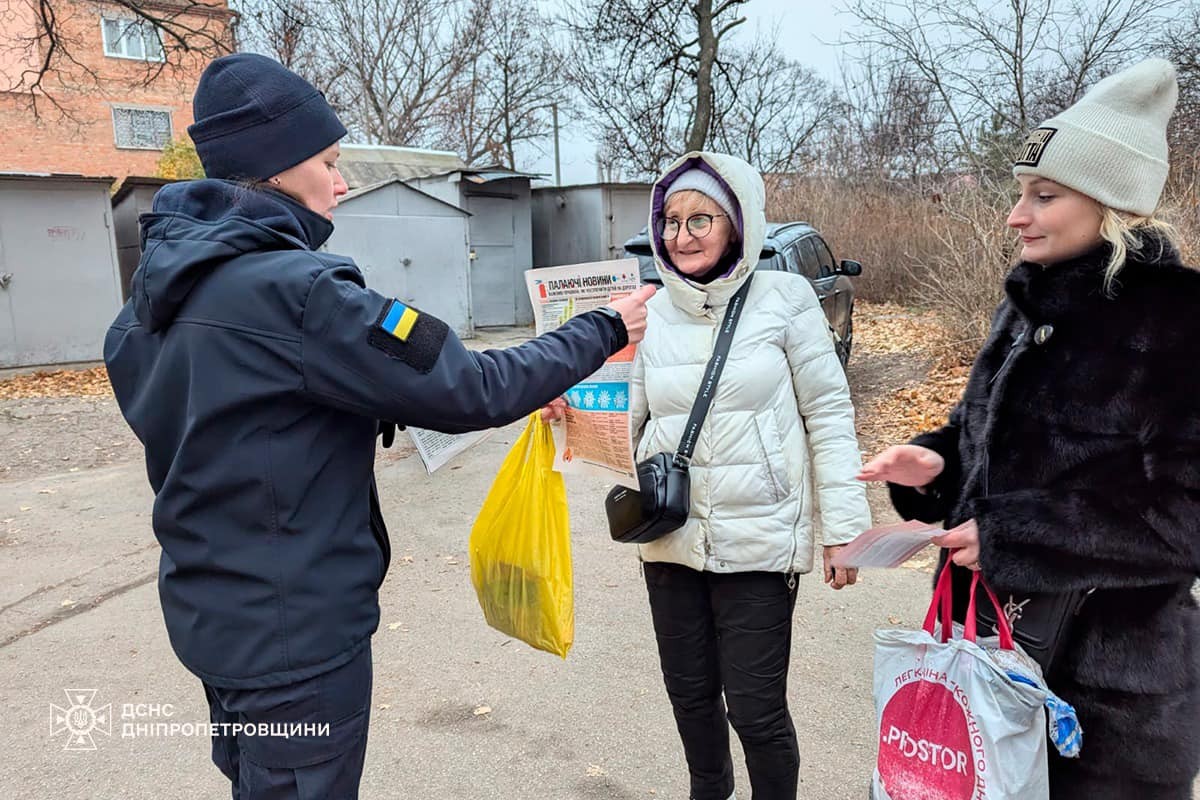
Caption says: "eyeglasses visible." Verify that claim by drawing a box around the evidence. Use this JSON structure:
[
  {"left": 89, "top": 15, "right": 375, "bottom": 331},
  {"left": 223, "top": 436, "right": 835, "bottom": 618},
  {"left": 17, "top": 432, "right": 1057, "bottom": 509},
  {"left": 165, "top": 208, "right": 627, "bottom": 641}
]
[{"left": 657, "top": 213, "right": 728, "bottom": 241}]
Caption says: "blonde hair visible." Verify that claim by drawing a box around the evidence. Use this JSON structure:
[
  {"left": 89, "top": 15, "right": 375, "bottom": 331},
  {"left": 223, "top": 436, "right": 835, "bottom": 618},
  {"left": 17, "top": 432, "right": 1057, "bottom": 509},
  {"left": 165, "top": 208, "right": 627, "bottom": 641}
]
[{"left": 1098, "top": 207, "right": 1181, "bottom": 293}]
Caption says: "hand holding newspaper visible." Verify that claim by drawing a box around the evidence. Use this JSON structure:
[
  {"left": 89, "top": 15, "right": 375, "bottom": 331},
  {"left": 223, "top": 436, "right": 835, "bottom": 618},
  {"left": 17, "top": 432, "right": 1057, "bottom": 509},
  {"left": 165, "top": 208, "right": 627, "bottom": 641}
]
[
  {"left": 525, "top": 259, "right": 643, "bottom": 486},
  {"left": 830, "top": 520, "right": 944, "bottom": 569}
]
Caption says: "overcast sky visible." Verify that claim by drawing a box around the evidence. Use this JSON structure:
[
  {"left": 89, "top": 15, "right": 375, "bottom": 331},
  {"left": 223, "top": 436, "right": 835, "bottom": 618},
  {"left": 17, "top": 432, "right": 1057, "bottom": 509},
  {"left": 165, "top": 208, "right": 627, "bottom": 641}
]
[{"left": 524, "top": 1, "right": 852, "bottom": 184}]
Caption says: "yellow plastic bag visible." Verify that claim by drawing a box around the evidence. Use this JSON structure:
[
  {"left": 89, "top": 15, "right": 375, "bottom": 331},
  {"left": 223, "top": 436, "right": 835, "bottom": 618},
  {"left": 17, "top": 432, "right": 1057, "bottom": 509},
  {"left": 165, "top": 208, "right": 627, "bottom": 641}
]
[{"left": 469, "top": 413, "right": 573, "bottom": 657}]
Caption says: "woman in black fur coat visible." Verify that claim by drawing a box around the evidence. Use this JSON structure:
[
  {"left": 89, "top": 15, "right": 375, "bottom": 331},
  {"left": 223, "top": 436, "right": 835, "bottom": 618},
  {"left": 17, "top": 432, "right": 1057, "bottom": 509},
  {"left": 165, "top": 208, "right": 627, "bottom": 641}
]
[{"left": 860, "top": 58, "right": 1199, "bottom": 799}]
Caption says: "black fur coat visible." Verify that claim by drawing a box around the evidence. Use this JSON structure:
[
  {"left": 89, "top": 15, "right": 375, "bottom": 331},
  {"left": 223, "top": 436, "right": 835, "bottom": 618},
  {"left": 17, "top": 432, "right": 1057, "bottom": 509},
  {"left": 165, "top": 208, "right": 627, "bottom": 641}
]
[{"left": 889, "top": 239, "right": 1200, "bottom": 798}]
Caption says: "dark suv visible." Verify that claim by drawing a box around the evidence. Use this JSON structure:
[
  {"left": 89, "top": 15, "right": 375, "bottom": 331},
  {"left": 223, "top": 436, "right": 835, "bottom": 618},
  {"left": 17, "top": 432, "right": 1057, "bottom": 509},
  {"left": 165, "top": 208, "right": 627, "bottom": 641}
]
[{"left": 622, "top": 222, "right": 863, "bottom": 364}]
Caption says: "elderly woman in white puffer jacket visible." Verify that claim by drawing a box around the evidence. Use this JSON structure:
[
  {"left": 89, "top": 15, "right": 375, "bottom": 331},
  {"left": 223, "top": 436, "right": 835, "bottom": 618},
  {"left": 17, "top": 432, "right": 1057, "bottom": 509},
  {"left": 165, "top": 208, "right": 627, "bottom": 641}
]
[{"left": 629, "top": 151, "right": 872, "bottom": 800}]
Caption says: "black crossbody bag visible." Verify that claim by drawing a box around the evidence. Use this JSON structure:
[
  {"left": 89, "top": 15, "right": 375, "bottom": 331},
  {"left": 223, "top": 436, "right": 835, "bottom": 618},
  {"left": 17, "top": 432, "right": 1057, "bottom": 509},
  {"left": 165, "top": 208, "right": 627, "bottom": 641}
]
[
  {"left": 972, "top": 584, "right": 1094, "bottom": 678},
  {"left": 604, "top": 275, "right": 753, "bottom": 544}
]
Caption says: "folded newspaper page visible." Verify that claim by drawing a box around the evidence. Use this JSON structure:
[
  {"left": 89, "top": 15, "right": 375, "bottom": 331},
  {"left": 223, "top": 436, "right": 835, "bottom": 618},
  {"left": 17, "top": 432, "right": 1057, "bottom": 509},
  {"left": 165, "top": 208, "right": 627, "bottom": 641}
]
[
  {"left": 525, "top": 259, "right": 642, "bottom": 486},
  {"left": 406, "top": 426, "right": 491, "bottom": 474},
  {"left": 830, "top": 520, "right": 943, "bottom": 568}
]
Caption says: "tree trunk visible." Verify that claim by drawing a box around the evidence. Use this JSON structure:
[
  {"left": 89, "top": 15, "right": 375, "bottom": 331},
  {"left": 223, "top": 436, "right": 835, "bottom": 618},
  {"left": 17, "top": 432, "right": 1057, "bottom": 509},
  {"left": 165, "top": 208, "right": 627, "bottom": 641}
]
[{"left": 686, "top": 0, "right": 716, "bottom": 152}]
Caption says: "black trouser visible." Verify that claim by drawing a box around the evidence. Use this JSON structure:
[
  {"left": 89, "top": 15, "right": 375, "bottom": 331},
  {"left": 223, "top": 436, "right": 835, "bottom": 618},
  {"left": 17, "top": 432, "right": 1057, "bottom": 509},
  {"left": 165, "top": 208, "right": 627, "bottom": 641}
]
[
  {"left": 643, "top": 562, "right": 800, "bottom": 800},
  {"left": 204, "top": 643, "right": 373, "bottom": 800}
]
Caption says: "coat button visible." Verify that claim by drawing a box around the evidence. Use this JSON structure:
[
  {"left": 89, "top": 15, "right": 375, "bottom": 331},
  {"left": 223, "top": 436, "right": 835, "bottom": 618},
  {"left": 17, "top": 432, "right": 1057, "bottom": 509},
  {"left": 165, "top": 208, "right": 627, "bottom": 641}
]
[{"left": 1034, "top": 324, "right": 1054, "bottom": 345}]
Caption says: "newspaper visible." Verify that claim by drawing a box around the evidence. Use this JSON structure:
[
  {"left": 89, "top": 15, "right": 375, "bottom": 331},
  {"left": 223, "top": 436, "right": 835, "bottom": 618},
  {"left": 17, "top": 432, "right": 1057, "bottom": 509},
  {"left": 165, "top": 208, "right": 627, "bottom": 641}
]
[
  {"left": 525, "top": 259, "right": 642, "bottom": 486},
  {"left": 830, "top": 520, "right": 943, "bottom": 568},
  {"left": 407, "top": 426, "right": 491, "bottom": 474}
]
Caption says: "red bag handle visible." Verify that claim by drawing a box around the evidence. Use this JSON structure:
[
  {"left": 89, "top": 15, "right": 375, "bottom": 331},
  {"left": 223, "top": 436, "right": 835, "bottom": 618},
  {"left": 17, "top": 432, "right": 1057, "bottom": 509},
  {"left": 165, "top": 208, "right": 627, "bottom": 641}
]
[
  {"left": 922, "top": 555, "right": 1015, "bottom": 650},
  {"left": 922, "top": 560, "right": 955, "bottom": 643},
  {"left": 964, "top": 570, "right": 1015, "bottom": 650}
]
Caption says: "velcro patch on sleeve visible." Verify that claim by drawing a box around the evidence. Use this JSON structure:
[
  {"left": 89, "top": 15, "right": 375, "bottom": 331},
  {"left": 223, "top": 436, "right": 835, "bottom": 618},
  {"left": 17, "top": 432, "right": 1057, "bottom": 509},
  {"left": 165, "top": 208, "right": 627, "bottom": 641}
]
[{"left": 368, "top": 299, "right": 449, "bottom": 374}]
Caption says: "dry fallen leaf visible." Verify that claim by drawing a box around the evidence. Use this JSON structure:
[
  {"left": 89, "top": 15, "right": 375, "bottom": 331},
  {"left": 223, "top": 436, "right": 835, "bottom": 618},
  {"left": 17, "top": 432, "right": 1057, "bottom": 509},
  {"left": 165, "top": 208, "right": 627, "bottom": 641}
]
[
  {"left": 473, "top": 705, "right": 491, "bottom": 716},
  {"left": 0, "top": 366, "right": 113, "bottom": 399},
  {"left": 853, "top": 303, "right": 944, "bottom": 357}
]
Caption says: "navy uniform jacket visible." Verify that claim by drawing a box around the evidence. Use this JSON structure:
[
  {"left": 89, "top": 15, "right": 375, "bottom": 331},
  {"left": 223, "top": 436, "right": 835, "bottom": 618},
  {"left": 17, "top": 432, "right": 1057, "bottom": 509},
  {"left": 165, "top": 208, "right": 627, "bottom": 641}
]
[{"left": 105, "top": 180, "right": 625, "bottom": 688}]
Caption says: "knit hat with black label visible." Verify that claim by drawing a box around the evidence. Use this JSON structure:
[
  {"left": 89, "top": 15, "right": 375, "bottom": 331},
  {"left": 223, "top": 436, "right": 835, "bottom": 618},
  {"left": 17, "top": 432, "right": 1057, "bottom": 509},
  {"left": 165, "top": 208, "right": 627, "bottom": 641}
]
[{"left": 1013, "top": 58, "right": 1177, "bottom": 216}]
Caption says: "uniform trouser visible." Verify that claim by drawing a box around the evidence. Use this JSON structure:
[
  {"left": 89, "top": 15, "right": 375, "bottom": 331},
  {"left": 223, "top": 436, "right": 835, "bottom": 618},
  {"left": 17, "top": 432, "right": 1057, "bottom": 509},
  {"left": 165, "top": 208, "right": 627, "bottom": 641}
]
[
  {"left": 203, "top": 643, "right": 373, "bottom": 800},
  {"left": 643, "top": 561, "right": 800, "bottom": 800}
]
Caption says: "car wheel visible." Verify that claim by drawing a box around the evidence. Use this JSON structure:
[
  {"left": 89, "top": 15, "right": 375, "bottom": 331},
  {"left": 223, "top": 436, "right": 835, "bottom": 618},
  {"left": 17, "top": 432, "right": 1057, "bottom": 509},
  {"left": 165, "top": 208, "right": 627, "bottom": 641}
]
[{"left": 836, "top": 307, "right": 854, "bottom": 366}]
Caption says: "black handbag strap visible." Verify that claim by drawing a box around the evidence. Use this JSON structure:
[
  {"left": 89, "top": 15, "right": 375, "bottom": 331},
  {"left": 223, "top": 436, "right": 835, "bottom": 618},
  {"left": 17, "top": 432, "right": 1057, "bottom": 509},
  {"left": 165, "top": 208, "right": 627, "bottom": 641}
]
[{"left": 672, "top": 274, "right": 754, "bottom": 466}]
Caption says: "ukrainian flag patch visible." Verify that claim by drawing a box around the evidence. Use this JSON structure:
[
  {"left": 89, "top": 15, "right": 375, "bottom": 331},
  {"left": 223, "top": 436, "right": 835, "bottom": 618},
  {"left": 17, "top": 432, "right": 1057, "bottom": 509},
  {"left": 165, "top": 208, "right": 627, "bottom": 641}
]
[
  {"left": 381, "top": 300, "right": 420, "bottom": 341},
  {"left": 369, "top": 298, "right": 449, "bottom": 374}
]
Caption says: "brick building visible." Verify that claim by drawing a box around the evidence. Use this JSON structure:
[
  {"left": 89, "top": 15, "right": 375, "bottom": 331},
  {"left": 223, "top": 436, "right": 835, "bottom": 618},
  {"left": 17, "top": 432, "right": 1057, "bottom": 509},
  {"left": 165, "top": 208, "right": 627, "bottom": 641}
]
[{"left": 0, "top": 0, "right": 233, "bottom": 179}]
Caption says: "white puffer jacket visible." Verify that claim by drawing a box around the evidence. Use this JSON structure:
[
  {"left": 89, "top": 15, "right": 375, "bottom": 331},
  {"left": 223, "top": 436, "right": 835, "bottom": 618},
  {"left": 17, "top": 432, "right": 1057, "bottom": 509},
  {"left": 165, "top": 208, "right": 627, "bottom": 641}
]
[{"left": 631, "top": 152, "right": 871, "bottom": 573}]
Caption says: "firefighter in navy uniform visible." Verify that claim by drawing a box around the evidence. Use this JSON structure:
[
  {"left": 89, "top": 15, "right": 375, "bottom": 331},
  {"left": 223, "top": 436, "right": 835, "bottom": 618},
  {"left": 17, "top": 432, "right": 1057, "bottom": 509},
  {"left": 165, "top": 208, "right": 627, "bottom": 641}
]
[{"left": 104, "top": 53, "right": 653, "bottom": 800}]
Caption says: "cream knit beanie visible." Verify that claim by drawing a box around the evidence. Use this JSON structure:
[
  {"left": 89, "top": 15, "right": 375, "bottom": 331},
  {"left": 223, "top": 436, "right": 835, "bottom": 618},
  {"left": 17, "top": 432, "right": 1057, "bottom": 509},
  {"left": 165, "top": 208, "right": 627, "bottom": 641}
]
[
  {"left": 1013, "top": 58, "right": 1178, "bottom": 216},
  {"left": 664, "top": 168, "right": 742, "bottom": 234}
]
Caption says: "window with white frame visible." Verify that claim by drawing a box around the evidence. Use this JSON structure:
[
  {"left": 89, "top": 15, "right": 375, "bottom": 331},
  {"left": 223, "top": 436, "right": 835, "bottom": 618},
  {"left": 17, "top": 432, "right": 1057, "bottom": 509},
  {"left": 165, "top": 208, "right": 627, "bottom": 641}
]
[
  {"left": 101, "top": 16, "right": 165, "bottom": 61},
  {"left": 112, "top": 107, "right": 172, "bottom": 150}
]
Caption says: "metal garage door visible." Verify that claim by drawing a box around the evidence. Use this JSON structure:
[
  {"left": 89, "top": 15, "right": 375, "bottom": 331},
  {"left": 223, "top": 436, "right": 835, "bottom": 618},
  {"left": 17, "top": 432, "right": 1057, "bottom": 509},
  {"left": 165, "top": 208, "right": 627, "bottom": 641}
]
[{"left": 465, "top": 193, "right": 517, "bottom": 327}]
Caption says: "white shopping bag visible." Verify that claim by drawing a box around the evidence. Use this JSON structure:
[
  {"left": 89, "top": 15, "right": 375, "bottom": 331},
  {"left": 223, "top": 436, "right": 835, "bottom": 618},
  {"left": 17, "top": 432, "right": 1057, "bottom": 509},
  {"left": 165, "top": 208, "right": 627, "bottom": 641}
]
[{"left": 873, "top": 565, "right": 1049, "bottom": 800}]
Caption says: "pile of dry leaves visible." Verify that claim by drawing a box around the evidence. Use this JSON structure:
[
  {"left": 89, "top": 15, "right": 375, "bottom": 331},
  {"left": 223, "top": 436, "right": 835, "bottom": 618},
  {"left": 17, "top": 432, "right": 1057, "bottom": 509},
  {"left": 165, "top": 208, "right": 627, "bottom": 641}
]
[
  {"left": 853, "top": 302, "right": 943, "bottom": 355},
  {"left": 855, "top": 302, "right": 971, "bottom": 444},
  {"left": 870, "top": 363, "right": 970, "bottom": 444},
  {"left": 0, "top": 366, "right": 113, "bottom": 400}
]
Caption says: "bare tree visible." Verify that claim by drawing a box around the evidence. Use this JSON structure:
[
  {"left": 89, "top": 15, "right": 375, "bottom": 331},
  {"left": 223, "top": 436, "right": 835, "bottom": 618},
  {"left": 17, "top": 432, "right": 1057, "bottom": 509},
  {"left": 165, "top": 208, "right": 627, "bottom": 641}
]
[
  {"left": 290, "top": 0, "right": 486, "bottom": 146},
  {"left": 233, "top": 0, "right": 318, "bottom": 72},
  {"left": 832, "top": 55, "right": 949, "bottom": 183},
  {"left": 560, "top": 0, "right": 750, "bottom": 178},
  {"left": 709, "top": 36, "right": 842, "bottom": 175},
  {"left": 1, "top": 0, "right": 233, "bottom": 118},
  {"left": 839, "top": 0, "right": 1177, "bottom": 178},
  {"left": 430, "top": 0, "right": 565, "bottom": 167},
  {"left": 561, "top": 37, "right": 682, "bottom": 179},
  {"left": 1155, "top": 7, "right": 1200, "bottom": 188}
]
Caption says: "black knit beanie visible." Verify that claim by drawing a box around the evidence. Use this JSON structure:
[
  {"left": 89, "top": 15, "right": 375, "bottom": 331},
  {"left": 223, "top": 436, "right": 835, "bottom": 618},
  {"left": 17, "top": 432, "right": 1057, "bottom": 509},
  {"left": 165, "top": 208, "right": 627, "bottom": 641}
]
[{"left": 187, "top": 53, "right": 347, "bottom": 181}]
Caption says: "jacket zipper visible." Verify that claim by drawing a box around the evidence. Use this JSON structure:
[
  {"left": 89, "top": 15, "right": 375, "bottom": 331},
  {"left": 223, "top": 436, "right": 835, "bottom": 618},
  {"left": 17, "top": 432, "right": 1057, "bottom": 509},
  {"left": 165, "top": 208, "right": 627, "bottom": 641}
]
[{"left": 703, "top": 318, "right": 718, "bottom": 566}]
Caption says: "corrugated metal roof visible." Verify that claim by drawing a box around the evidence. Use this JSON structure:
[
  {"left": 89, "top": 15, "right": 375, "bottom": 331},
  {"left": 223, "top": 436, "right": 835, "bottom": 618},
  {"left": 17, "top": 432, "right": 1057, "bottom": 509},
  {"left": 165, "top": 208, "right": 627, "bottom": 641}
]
[{"left": 337, "top": 144, "right": 469, "bottom": 189}]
